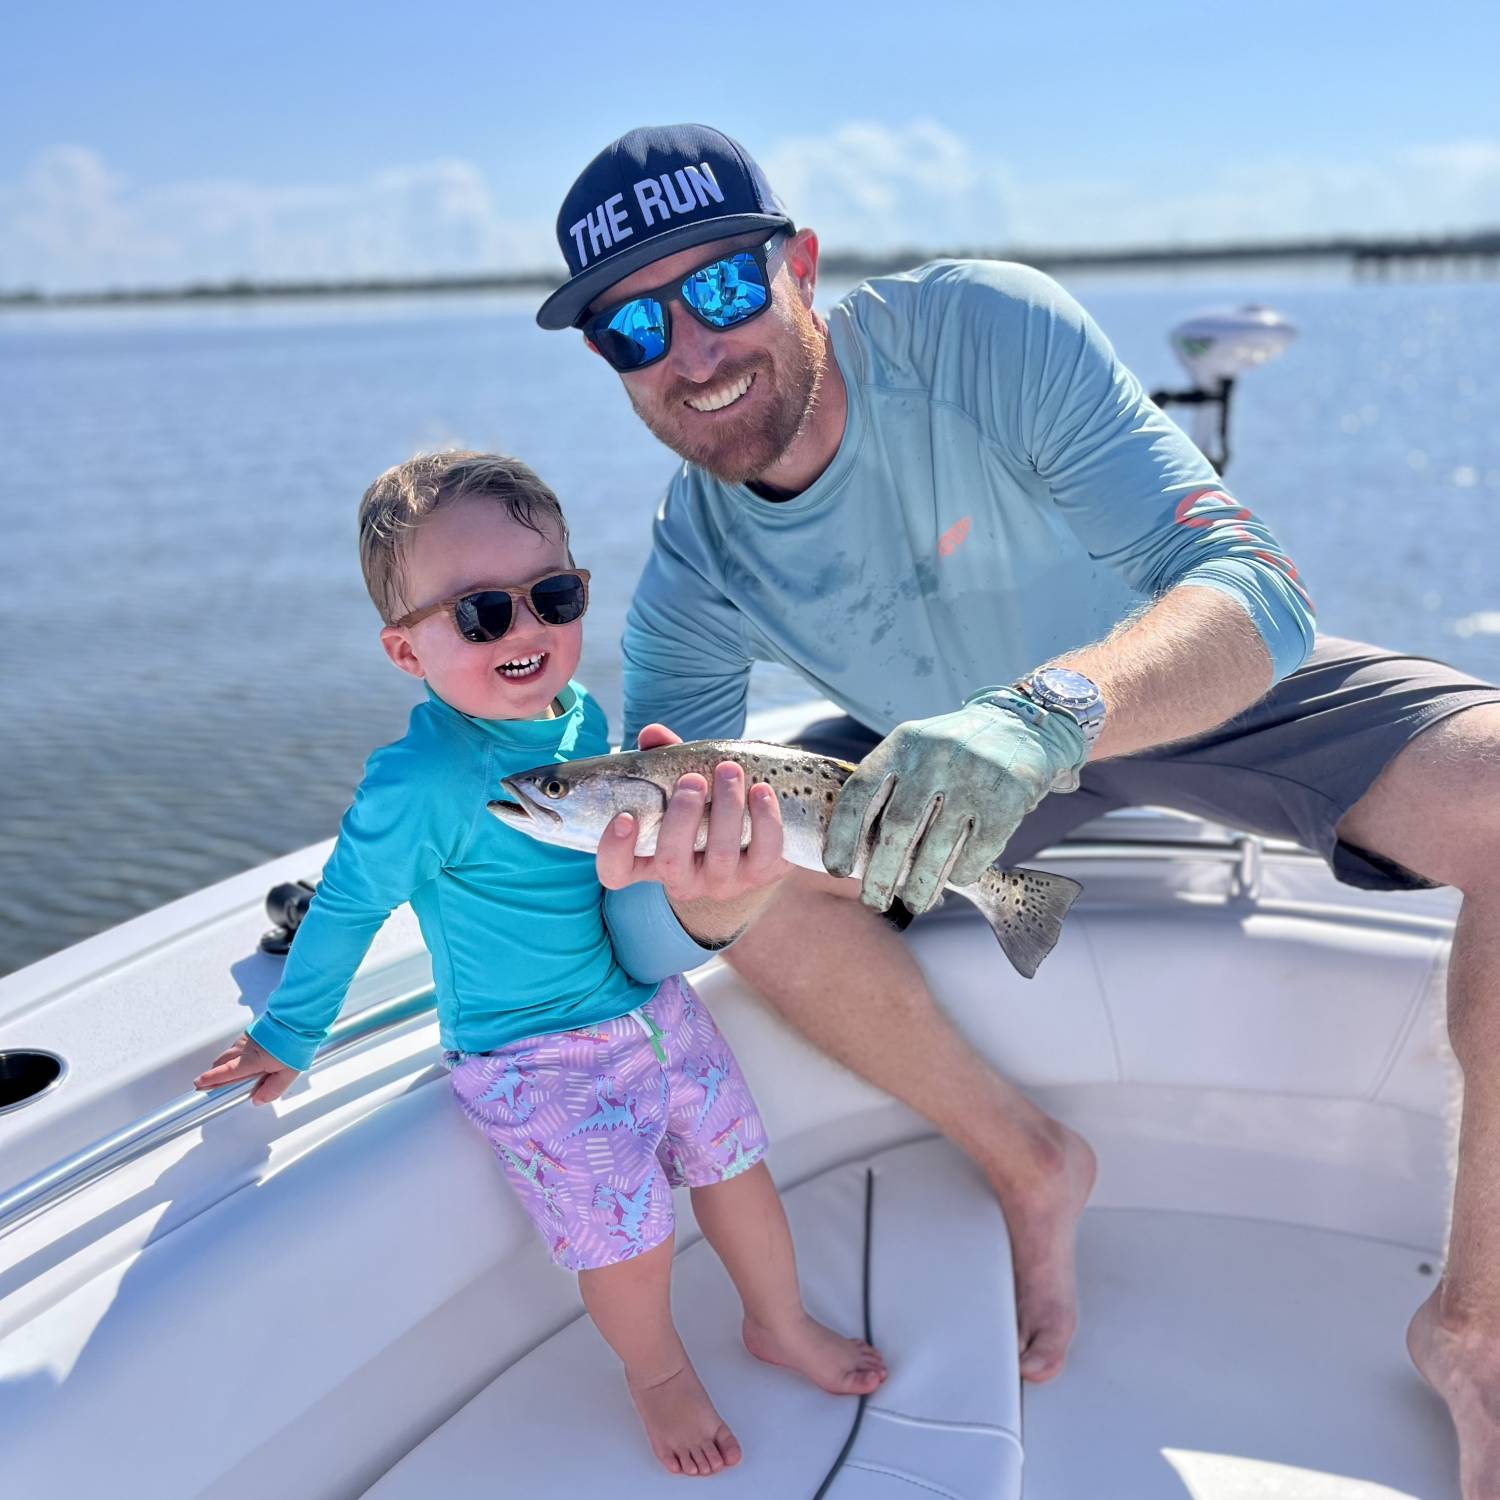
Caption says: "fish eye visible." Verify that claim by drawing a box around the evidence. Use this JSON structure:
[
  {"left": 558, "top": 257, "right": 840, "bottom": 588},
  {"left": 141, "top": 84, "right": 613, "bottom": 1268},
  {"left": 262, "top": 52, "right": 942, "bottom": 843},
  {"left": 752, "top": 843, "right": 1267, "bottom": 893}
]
[{"left": 543, "top": 779, "right": 566, "bottom": 798}]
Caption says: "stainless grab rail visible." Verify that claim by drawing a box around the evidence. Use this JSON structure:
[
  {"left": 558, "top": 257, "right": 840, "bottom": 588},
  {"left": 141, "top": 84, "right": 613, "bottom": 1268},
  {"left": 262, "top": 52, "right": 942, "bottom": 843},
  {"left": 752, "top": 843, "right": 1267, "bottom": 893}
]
[
  {"left": 0, "top": 830, "right": 1315, "bottom": 1243},
  {"left": 0, "top": 986, "right": 437, "bottom": 1243},
  {"left": 1036, "top": 832, "right": 1313, "bottom": 900}
]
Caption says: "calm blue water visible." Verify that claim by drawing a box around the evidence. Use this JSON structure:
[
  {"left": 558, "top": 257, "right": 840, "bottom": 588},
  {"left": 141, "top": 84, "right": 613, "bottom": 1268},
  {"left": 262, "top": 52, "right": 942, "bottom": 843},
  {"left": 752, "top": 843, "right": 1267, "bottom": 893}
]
[{"left": 2, "top": 270, "right": 1497, "bottom": 976}]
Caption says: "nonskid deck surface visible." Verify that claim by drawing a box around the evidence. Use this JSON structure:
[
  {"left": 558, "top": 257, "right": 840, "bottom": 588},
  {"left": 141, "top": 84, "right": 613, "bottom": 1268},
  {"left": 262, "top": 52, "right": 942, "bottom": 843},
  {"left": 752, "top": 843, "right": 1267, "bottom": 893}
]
[{"left": 1022, "top": 1208, "right": 1457, "bottom": 1499}]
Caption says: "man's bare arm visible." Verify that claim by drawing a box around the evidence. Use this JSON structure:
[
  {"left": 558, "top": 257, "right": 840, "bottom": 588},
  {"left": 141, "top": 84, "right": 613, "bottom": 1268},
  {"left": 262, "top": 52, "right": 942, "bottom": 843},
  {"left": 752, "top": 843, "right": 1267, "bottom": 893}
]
[{"left": 1057, "top": 584, "right": 1274, "bottom": 760}]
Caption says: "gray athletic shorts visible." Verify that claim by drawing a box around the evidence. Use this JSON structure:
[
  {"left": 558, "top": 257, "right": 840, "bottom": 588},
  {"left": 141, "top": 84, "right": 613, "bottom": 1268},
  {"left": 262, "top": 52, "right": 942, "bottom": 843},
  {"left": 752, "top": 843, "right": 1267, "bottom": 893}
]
[{"left": 791, "top": 637, "right": 1500, "bottom": 896}]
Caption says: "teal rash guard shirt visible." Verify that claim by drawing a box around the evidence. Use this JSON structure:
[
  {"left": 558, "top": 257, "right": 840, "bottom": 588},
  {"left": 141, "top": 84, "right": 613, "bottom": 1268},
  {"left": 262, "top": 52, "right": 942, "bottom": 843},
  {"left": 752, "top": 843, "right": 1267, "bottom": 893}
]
[
  {"left": 248, "top": 682, "right": 711, "bottom": 1072},
  {"left": 621, "top": 260, "right": 1316, "bottom": 746}
]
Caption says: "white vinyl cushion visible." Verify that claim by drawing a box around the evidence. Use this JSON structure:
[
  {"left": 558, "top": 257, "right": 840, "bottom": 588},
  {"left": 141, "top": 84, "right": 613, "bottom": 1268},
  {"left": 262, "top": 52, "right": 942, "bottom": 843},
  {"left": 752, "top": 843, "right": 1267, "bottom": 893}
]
[
  {"left": 367, "top": 1139, "right": 1023, "bottom": 1499},
  {"left": 1021, "top": 1209, "right": 1460, "bottom": 1497}
]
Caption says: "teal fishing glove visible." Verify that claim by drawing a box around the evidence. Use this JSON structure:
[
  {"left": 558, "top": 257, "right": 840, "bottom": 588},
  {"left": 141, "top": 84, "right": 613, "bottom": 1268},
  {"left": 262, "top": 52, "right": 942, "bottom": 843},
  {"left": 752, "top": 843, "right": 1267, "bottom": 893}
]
[{"left": 824, "top": 690, "right": 1088, "bottom": 915}]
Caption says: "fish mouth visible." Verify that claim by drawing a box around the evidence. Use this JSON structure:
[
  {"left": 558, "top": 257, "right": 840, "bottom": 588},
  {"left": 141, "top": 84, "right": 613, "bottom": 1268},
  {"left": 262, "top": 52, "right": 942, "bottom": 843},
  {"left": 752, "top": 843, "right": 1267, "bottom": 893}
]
[{"left": 488, "top": 777, "right": 563, "bottom": 829}]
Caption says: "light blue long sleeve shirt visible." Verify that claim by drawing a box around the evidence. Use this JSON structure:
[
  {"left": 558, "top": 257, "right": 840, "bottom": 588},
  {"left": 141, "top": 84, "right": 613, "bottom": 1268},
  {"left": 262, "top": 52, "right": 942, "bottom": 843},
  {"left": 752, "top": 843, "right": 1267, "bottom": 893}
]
[
  {"left": 622, "top": 260, "right": 1315, "bottom": 745},
  {"left": 248, "top": 682, "right": 712, "bottom": 1071}
]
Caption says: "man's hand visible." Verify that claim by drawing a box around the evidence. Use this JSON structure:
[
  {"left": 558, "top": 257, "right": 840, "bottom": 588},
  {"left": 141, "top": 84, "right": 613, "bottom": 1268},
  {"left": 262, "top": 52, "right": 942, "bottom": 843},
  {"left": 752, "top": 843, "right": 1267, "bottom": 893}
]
[
  {"left": 824, "top": 699, "right": 1086, "bottom": 915},
  {"left": 596, "top": 724, "right": 789, "bottom": 944},
  {"left": 194, "top": 1033, "right": 301, "bottom": 1106}
]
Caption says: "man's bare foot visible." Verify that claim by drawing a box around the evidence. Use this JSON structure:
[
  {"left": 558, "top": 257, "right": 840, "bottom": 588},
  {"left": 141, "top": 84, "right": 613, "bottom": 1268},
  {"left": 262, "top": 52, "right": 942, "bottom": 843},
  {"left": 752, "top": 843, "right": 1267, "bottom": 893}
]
[
  {"left": 742, "top": 1310, "right": 888, "bottom": 1395},
  {"left": 1407, "top": 1285, "right": 1500, "bottom": 1498},
  {"left": 627, "top": 1361, "right": 742, "bottom": 1477},
  {"left": 986, "top": 1122, "right": 1096, "bottom": 1384}
]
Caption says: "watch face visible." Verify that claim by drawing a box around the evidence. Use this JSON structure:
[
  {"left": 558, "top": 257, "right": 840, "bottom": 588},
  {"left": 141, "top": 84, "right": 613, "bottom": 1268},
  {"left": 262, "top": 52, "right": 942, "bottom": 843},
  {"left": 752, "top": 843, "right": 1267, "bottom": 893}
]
[{"left": 1034, "top": 667, "right": 1098, "bottom": 709}]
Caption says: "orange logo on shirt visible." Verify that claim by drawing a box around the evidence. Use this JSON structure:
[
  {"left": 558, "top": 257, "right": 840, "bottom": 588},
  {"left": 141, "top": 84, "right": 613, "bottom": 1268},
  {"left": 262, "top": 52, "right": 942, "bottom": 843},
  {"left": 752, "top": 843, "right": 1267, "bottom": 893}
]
[{"left": 938, "top": 516, "right": 972, "bottom": 557}]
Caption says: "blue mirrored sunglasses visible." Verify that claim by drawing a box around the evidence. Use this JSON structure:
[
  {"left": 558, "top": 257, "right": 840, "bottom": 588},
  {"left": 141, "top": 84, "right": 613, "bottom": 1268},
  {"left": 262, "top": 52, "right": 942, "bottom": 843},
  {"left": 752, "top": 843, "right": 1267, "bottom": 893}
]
[{"left": 581, "top": 236, "right": 784, "bottom": 373}]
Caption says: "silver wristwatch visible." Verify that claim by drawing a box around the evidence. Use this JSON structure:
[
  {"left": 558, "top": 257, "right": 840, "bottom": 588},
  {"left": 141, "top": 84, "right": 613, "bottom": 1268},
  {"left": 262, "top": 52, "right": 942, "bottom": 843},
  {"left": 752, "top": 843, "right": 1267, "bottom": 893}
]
[{"left": 1011, "top": 666, "right": 1106, "bottom": 750}]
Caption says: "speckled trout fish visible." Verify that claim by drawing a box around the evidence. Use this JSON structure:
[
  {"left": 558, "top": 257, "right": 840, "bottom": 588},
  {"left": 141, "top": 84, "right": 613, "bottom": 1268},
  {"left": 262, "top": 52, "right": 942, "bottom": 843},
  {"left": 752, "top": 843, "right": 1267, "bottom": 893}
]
[{"left": 488, "top": 740, "right": 1082, "bottom": 980}]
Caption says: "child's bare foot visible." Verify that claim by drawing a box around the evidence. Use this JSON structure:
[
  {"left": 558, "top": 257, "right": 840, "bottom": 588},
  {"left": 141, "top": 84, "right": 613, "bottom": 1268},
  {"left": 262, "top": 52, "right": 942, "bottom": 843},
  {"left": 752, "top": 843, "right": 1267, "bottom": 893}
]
[
  {"left": 742, "top": 1311, "right": 888, "bottom": 1396},
  {"left": 627, "top": 1361, "right": 742, "bottom": 1477}
]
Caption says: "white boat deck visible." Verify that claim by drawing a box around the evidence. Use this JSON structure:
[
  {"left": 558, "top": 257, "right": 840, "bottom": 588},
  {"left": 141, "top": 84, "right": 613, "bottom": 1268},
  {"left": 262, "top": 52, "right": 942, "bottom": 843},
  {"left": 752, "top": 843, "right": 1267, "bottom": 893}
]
[
  {"left": 1025, "top": 1207, "right": 1455, "bottom": 1498},
  {"left": 359, "top": 1127, "right": 1458, "bottom": 1499},
  {"left": 0, "top": 777, "right": 1466, "bottom": 1499}
]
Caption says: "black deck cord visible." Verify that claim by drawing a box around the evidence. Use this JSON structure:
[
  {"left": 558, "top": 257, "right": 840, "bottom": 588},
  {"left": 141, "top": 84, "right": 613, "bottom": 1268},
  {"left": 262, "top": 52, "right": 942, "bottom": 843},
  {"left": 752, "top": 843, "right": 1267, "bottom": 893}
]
[{"left": 812, "top": 1167, "right": 876, "bottom": 1500}]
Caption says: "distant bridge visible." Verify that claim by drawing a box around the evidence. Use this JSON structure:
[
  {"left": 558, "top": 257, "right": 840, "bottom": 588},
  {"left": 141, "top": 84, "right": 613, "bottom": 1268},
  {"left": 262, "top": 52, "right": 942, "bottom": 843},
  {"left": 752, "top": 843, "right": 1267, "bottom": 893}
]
[
  {"left": 4, "top": 229, "right": 1497, "bottom": 309},
  {"left": 823, "top": 230, "right": 1500, "bottom": 283}
]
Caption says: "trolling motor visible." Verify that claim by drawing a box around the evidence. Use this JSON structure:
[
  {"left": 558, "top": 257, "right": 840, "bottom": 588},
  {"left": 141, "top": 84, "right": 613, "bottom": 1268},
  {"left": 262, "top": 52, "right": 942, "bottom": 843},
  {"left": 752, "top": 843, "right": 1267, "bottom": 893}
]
[{"left": 1149, "top": 305, "right": 1296, "bottom": 474}]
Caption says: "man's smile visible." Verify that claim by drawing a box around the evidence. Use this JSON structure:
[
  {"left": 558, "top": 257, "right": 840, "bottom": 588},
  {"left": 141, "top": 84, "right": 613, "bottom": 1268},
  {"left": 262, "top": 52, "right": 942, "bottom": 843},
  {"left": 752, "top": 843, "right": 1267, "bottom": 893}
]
[{"left": 684, "top": 371, "right": 756, "bottom": 414}]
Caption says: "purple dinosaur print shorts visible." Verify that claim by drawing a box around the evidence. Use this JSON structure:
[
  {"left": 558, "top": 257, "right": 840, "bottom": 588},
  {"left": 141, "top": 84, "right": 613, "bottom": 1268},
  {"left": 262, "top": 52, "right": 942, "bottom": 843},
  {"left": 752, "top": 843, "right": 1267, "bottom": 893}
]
[{"left": 448, "top": 974, "right": 767, "bottom": 1272}]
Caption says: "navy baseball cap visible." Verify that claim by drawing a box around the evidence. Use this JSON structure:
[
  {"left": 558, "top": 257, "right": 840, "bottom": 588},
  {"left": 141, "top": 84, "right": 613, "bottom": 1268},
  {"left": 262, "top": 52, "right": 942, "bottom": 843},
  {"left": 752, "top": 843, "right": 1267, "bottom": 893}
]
[{"left": 537, "top": 123, "right": 794, "bottom": 331}]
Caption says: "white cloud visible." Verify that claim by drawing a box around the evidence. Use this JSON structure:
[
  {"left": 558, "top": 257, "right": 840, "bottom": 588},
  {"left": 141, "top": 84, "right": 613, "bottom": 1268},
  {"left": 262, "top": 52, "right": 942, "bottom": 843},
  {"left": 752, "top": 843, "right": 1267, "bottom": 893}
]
[
  {"left": 759, "top": 120, "right": 1500, "bottom": 252},
  {"left": 1008, "top": 150, "right": 1500, "bottom": 247},
  {"left": 3, "top": 129, "right": 1497, "bottom": 294},
  {"left": 1397, "top": 141, "right": 1500, "bottom": 228},
  {"left": 0, "top": 148, "right": 557, "bottom": 292},
  {"left": 762, "top": 120, "right": 1012, "bottom": 252},
  {"left": 7, "top": 147, "right": 176, "bottom": 278}
]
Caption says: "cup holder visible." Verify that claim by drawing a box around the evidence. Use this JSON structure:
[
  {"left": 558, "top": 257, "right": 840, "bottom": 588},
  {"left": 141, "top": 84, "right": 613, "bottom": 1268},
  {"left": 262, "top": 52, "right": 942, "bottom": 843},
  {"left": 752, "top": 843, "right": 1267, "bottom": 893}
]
[{"left": 0, "top": 1050, "right": 67, "bottom": 1115}]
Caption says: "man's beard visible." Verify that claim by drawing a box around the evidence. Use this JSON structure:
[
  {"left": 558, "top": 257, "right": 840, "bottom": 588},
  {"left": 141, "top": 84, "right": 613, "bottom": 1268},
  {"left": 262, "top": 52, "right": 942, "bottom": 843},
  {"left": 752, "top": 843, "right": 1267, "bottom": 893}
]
[{"left": 628, "top": 300, "right": 826, "bottom": 487}]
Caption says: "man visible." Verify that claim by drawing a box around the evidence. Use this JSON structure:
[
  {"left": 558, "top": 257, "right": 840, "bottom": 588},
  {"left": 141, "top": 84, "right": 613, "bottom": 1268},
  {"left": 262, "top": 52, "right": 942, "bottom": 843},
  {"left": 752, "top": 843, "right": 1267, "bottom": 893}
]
[{"left": 542, "top": 123, "right": 1500, "bottom": 1492}]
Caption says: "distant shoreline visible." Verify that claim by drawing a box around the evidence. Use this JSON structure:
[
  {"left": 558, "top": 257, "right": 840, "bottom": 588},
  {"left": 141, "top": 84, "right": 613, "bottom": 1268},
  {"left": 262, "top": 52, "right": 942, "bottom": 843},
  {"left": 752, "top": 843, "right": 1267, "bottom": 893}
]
[{"left": 5, "top": 230, "right": 1497, "bottom": 310}]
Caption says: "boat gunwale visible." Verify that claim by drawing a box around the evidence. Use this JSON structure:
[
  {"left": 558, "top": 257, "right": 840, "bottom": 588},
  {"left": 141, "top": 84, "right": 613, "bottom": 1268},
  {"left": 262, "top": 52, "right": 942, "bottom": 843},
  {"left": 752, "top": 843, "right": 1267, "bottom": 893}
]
[
  {"left": 0, "top": 823, "right": 1417, "bottom": 1244},
  {"left": 0, "top": 985, "right": 436, "bottom": 1242}
]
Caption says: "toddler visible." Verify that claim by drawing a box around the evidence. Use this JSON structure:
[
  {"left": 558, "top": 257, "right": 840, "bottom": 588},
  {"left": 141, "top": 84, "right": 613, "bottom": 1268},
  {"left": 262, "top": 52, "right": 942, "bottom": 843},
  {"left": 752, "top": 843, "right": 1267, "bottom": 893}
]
[{"left": 194, "top": 451, "right": 885, "bottom": 1476}]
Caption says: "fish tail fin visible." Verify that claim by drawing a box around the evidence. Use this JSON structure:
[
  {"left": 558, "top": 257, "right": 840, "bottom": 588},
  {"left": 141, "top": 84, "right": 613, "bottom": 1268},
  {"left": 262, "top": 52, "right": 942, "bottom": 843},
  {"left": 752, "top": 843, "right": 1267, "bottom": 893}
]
[{"left": 959, "top": 866, "right": 1083, "bottom": 979}]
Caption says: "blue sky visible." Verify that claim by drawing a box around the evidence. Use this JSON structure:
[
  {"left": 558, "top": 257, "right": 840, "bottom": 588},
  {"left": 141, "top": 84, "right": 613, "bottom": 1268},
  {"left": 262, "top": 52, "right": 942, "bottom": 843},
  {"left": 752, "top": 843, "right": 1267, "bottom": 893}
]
[{"left": 3, "top": 0, "right": 1497, "bottom": 291}]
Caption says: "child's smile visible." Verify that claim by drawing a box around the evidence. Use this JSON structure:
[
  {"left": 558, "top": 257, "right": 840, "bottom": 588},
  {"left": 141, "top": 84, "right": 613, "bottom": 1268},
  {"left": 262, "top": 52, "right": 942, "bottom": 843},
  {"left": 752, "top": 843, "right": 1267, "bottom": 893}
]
[
  {"left": 497, "top": 650, "right": 548, "bottom": 682},
  {"left": 380, "top": 499, "right": 584, "bottom": 719}
]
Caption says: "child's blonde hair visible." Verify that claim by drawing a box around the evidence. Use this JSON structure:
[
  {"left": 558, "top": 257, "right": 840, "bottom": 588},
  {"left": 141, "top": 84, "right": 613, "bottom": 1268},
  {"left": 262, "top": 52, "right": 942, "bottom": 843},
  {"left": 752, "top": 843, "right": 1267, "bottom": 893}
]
[{"left": 358, "top": 451, "right": 570, "bottom": 624}]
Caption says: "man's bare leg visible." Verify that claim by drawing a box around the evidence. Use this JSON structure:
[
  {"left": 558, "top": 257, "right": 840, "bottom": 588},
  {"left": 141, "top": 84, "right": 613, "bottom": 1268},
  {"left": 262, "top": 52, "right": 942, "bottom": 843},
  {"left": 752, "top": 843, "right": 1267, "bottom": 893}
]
[
  {"left": 723, "top": 869, "right": 1096, "bottom": 1382},
  {"left": 1338, "top": 704, "right": 1500, "bottom": 1499}
]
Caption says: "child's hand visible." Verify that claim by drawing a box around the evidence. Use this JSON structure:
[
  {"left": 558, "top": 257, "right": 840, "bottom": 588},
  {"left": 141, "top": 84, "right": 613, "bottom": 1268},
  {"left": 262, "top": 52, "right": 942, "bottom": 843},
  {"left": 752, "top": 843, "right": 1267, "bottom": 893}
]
[
  {"left": 194, "top": 1033, "right": 302, "bottom": 1105},
  {"left": 599, "top": 724, "right": 789, "bottom": 946}
]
